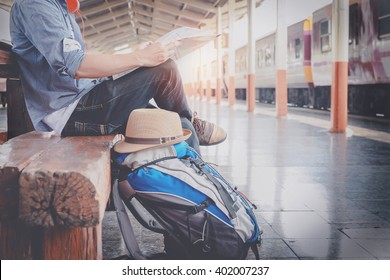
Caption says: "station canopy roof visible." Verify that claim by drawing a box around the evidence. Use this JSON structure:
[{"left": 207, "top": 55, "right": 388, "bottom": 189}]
[{"left": 0, "top": 0, "right": 264, "bottom": 53}]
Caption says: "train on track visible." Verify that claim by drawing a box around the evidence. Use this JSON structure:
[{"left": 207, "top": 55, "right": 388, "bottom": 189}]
[{"left": 219, "top": 0, "right": 390, "bottom": 118}]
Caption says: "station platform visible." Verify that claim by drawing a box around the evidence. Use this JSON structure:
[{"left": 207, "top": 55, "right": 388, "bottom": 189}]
[{"left": 102, "top": 98, "right": 390, "bottom": 260}]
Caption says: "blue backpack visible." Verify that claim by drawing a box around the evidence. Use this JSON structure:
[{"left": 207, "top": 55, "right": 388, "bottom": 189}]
[{"left": 114, "top": 141, "right": 261, "bottom": 259}]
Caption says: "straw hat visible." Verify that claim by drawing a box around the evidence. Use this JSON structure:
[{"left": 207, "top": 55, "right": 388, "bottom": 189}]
[{"left": 114, "top": 108, "right": 192, "bottom": 153}]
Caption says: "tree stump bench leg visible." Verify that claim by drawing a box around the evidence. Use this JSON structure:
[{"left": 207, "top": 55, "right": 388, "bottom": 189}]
[
  {"left": 0, "top": 132, "right": 113, "bottom": 260},
  {"left": 0, "top": 221, "right": 102, "bottom": 259}
]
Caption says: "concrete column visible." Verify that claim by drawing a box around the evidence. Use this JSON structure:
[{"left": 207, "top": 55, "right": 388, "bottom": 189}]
[
  {"left": 275, "top": 0, "right": 288, "bottom": 117},
  {"left": 228, "top": 0, "right": 236, "bottom": 107},
  {"left": 206, "top": 43, "right": 212, "bottom": 102},
  {"left": 191, "top": 52, "right": 198, "bottom": 99},
  {"left": 188, "top": 83, "right": 193, "bottom": 98},
  {"left": 330, "top": 0, "right": 349, "bottom": 132},
  {"left": 216, "top": 6, "right": 223, "bottom": 104},
  {"left": 205, "top": 43, "right": 212, "bottom": 102},
  {"left": 199, "top": 49, "right": 204, "bottom": 101},
  {"left": 247, "top": 0, "right": 256, "bottom": 112},
  {"left": 206, "top": 79, "right": 212, "bottom": 102}
]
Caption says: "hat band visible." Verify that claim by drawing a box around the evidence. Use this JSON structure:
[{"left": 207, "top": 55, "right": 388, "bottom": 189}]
[{"left": 125, "top": 135, "right": 183, "bottom": 145}]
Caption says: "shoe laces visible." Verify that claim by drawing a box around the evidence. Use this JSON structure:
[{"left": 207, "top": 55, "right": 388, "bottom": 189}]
[{"left": 192, "top": 112, "right": 206, "bottom": 134}]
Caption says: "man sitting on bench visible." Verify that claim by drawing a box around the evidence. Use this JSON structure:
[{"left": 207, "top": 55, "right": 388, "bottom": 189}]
[{"left": 9, "top": 0, "right": 227, "bottom": 154}]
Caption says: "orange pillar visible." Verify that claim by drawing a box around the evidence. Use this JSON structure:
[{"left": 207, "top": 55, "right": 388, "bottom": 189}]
[
  {"left": 196, "top": 64, "right": 200, "bottom": 99},
  {"left": 228, "top": 77, "right": 236, "bottom": 107},
  {"left": 216, "top": 78, "right": 222, "bottom": 104},
  {"left": 199, "top": 49, "right": 204, "bottom": 101},
  {"left": 216, "top": 6, "right": 222, "bottom": 105},
  {"left": 276, "top": 0, "right": 288, "bottom": 117},
  {"left": 331, "top": 62, "right": 348, "bottom": 131},
  {"left": 247, "top": 74, "right": 256, "bottom": 112},
  {"left": 276, "top": 70, "right": 288, "bottom": 116},
  {"left": 191, "top": 83, "right": 195, "bottom": 97},
  {"left": 193, "top": 81, "right": 198, "bottom": 98},
  {"left": 228, "top": 0, "right": 236, "bottom": 107},
  {"left": 330, "top": 0, "right": 349, "bottom": 132},
  {"left": 206, "top": 80, "right": 211, "bottom": 102},
  {"left": 199, "top": 80, "right": 203, "bottom": 101},
  {"left": 247, "top": 0, "right": 256, "bottom": 112}
]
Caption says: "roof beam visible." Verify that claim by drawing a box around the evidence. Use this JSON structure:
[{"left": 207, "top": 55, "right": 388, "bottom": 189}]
[
  {"left": 172, "top": 0, "right": 217, "bottom": 11},
  {"left": 132, "top": 5, "right": 199, "bottom": 28},
  {"left": 86, "top": 26, "right": 136, "bottom": 43},
  {"left": 134, "top": 16, "right": 173, "bottom": 33},
  {"left": 80, "top": 0, "right": 127, "bottom": 17},
  {"left": 81, "top": 9, "right": 129, "bottom": 27},
  {"left": 155, "top": 1, "right": 208, "bottom": 24},
  {"left": 133, "top": 15, "right": 153, "bottom": 27},
  {"left": 150, "top": 20, "right": 175, "bottom": 31},
  {"left": 84, "top": 17, "right": 134, "bottom": 37},
  {"left": 133, "top": 0, "right": 155, "bottom": 9},
  {"left": 155, "top": 14, "right": 199, "bottom": 28}
]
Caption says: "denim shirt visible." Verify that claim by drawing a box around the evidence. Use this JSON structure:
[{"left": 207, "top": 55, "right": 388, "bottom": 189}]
[{"left": 10, "top": 0, "right": 104, "bottom": 131}]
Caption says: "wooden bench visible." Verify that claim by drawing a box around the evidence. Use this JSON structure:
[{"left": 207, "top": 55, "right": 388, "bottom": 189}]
[{"left": 0, "top": 41, "right": 114, "bottom": 259}]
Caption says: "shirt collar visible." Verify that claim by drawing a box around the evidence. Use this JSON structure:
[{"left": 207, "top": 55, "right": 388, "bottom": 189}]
[{"left": 57, "top": 0, "right": 69, "bottom": 12}]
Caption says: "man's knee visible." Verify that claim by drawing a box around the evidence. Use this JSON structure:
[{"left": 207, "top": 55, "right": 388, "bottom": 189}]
[{"left": 158, "top": 59, "right": 178, "bottom": 73}]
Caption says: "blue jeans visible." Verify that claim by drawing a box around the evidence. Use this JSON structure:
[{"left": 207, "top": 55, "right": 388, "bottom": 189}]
[{"left": 62, "top": 59, "right": 200, "bottom": 153}]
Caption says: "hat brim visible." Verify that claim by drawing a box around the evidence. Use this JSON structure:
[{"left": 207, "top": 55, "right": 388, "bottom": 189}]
[{"left": 114, "top": 129, "right": 192, "bottom": 154}]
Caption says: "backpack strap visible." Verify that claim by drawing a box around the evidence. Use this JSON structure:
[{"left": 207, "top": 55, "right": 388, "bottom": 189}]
[
  {"left": 112, "top": 179, "right": 147, "bottom": 260},
  {"left": 201, "top": 212, "right": 212, "bottom": 253},
  {"left": 189, "top": 157, "right": 237, "bottom": 219},
  {"left": 121, "top": 145, "right": 177, "bottom": 172},
  {"left": 138, "top": 197, "right": 214, "bottom": 214},
  {"left": 251, "top": 243, "right": 260, "bottom": 260}
]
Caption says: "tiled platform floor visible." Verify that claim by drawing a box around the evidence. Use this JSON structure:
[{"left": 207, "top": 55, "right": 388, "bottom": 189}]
[{"left": 102, "top": 99, "right": 390, "bottom": 260}]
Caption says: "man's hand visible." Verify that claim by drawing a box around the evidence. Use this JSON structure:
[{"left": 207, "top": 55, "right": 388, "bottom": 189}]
[{"left": 134, "top": 41, "right": 180, "bottom": 67}]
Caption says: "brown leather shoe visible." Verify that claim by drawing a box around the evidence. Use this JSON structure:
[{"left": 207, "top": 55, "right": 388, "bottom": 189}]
[{"left": 192, "top": 112, "right": 227, "bottom": 146}]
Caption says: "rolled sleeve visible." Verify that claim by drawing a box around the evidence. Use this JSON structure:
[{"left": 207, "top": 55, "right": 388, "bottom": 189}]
[{"left": 62, "top": 38, "right": 85, "bottom": 78}]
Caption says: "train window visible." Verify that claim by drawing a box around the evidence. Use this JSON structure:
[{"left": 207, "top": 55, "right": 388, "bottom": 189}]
[
  {"left": 320, "top": 19, "right": 331, "bottom": 52},
  {"left": 377, "top": 0, "right": 390, "bottom": 39},
  {"left": 295, "top": 38, "right": 301, "bottom": 59}
]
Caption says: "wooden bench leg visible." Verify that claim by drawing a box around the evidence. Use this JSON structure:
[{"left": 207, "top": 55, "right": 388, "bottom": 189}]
[
  {"left": 0, "top": 220, "right": 102, "bottom": 259},
  {"left": 0, "top": 132, "right": 6, "bottom": 144},
  {"left": 0, "top": 220, "right": 35, "bottom": 259}
]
